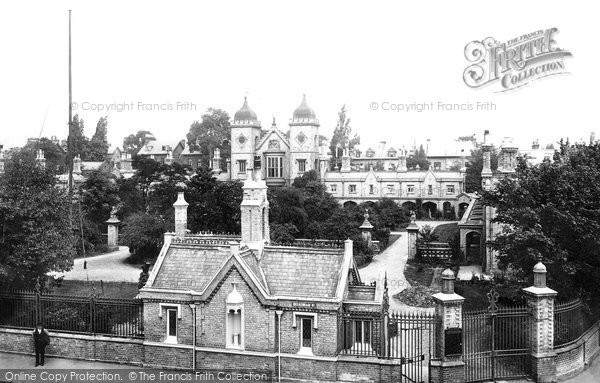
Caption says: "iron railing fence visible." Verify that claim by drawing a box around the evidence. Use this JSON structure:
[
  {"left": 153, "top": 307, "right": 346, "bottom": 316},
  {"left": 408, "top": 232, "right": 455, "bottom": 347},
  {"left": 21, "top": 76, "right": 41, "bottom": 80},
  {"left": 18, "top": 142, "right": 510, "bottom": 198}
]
[
  {"left": 554, "top": 298, "right": 591, "bottom": 347},
  {"left": 0, "top": 289, "right": 143, "bottom": 338},
  {"left": 338, "top": 310, "right": 382, "bottom": 358}
]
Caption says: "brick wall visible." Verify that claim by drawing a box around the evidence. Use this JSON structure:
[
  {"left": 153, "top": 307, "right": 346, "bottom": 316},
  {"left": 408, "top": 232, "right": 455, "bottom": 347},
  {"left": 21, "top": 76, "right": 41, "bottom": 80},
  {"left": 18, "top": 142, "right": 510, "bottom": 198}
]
[
  {"left": 555, "top": 321, "right": 600, "bottom": 380},
  {"left": 199, "top": 269, "right": 272, "bottom": 352},
  {"left": 0, "top": 328, "right": 143, "bottom": 365}
]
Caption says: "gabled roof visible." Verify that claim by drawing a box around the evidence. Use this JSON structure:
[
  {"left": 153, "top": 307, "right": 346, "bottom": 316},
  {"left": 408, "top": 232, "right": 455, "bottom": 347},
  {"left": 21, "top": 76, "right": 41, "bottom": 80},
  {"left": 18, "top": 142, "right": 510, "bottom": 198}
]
[
  {"left": 256, "top": 129, "right": 290, "bottom": 151},
  {"left": 138, "top": 140, "right": 184, "bottom": 156},
  {"left": 143, "top": 237, "right": 350, "bottom": 302},
  {"left": 260, "top": 246, "right": 345, "bottom": 299}
]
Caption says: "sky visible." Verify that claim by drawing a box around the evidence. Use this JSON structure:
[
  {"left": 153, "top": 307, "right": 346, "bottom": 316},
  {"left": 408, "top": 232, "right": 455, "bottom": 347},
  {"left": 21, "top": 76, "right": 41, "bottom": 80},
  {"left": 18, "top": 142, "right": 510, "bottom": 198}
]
[{"left": 0, "top": 0, "right": 597, "bottom": 152}]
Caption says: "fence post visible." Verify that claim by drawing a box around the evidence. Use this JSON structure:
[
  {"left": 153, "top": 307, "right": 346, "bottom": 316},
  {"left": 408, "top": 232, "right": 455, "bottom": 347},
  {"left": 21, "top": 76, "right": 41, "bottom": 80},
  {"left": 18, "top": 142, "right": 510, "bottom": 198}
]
[
  {"left": 90, "top": 295, "right": 96, "bottom": 334},
  {"left": 523, "top": 261, "right": 557, "bottom": 383},
  {"left": 35, "top": 291, "right": 41, "bottom": 326},
  {"left": 430, "top": 268, "right": 465, "bottom": 383},
  {"left": 406, "top": 212, "right": 419, "bottom": 260},
  {"left": 382, "top": 274, "right": 390, "bottom": 358}
]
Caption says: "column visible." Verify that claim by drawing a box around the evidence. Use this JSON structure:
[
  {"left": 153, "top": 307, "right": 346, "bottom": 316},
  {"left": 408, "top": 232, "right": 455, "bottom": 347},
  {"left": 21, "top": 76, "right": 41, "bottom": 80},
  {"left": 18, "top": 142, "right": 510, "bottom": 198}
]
[
  {"left": 406, "top": 211, "right": 419, "bottom": 259},
  {"left": 106, "top": 207, "right": 121, "bottom": 250},
  {"left": 523, "top": 261, "right": 557, "bottom": 383},
  {"left": 430, "top": 268, "right": 465, "bottom": 383}
]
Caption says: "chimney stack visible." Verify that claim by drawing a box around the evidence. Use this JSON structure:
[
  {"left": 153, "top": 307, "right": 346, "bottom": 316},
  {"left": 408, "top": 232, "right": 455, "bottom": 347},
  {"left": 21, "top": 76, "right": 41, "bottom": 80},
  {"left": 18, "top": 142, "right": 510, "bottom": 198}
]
[{"left": 173, "top": 190, "right": 189, "bottom": 237}]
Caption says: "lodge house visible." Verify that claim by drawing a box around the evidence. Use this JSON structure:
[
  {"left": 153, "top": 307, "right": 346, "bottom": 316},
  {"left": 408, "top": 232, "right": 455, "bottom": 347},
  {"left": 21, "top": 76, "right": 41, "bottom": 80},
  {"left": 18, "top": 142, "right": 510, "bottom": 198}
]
[{"left": 138, "top": 169, "right": 394, "bottom": 381}]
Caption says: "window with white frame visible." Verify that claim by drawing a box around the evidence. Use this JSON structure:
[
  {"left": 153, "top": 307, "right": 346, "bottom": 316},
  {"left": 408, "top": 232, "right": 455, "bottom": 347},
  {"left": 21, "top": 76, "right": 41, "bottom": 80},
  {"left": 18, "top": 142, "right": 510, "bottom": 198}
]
[
  {"left": 166, "top": 308, "right": 177, "bottom": 342},
  {"left": 238, "top": 160, "right": 246, "bottom": 173},
  {"left": 267, "top": 156, "right": 283, "bottom": 178},
  {"left": 330, "top": 184, "right": 337, "bottom": 193},
  {"left": 407, "top": 184, "right": 415, "bottom": 194},
  {"left": 387, "top": 185, "right": 394, "bottom": 194},
  {"left": 369, "top": 185, "right": 374, "bottom": 195},
  {"left": 300, "top": 317, "right": 313, "bottom": 353},
  {"left": 188, "top": 158, "right": 193, "bottom": 166},
  {"left": 226, "top": 283, "right": 244, "bottom": 350},
  {"left": 298, "top": 159, "right": 306, "bottom": 173},
  {"left": 447, "top": 185, "right": 455, "bottom": 194},
  {"left": 428, "top": 185, "right": 433, "bottom": 195},
  {"left": 158, "top": 304, "right": 181, "bottom": 344},
  {"left": 349, "top": 184, "right": 357, "bottom": 194},
  {"left": 353, "top": 320, "right": 373, "bottom": 352}
]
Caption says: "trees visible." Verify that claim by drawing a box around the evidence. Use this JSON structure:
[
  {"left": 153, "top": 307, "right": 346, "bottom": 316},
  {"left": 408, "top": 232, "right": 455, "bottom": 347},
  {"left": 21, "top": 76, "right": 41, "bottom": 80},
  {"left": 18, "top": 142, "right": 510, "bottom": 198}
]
[
  {"left": 80, "top": 170, "right": 120, "bottom": 231},
  {"left": 23, "top": 137, "right": 66, "bottom": 175},
  {"left": 407, "top": 145, "right": 429, "bottom": 170},
  {"left": 0, "top": 151, "right": 76, "bottom": 290},
  {"left": 465, "top": 147, "right": 499, "bottom": 193},
  {"left": 329, "top": 106, "right": 360, "bottom": 169},
  {"left": 87, "top": 116, "right": 109, "bottom": 161},
  {"left": 120, "top": 213, "right": 169, "bottom": 262},
  {"left": 186, "top": 108, "right": 231, "bottom": 170},
  {"left": 123, "top": 130, "right": 153, "bottom": 155},
  {"left": 482, "top": 143, "right": 600, "bottom": 302}
]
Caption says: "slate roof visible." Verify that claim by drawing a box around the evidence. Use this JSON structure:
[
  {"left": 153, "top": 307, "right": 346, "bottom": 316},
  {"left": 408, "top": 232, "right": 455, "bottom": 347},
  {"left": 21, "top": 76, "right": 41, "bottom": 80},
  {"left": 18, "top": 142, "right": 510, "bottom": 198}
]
[
  {"left": 148, "top": 241, "right": 347, "bottom": 300},
  {"left": 138, "top": 140, "right": 183, "bottom": 156},
  {"left": 152, "top": 244, "right": 232, "bottom": 291},
  {"left": 260, "top": 247, "right": 345, "bottom": 299}
]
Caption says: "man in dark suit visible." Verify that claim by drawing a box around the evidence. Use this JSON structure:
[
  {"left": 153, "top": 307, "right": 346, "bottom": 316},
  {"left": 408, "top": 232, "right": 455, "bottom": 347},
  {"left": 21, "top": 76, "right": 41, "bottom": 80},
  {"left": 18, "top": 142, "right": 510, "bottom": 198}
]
[{"left": 32, "top": 324, "right": 50, "bottom": 366}]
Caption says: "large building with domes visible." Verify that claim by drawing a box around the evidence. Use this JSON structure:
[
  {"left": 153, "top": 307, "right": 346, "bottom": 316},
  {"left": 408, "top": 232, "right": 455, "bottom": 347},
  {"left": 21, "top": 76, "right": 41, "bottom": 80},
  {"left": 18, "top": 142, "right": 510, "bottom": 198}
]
[{"left": 229, "top": 95, "right": 324, "bottom": 186}]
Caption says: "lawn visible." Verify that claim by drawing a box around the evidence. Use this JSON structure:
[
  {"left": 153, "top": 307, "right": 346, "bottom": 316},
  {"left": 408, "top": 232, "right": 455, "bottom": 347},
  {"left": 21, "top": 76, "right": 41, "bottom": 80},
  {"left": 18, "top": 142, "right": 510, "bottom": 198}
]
[{"left": 52, "top": 280, "right": 139, "bottom": 299}]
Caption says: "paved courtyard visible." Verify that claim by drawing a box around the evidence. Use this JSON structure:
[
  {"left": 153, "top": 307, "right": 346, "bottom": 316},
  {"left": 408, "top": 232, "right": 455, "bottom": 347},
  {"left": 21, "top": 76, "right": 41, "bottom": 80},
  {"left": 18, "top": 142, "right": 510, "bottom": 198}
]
[{"left": 52, "top": 246, "right": 142, "bottom": 282}]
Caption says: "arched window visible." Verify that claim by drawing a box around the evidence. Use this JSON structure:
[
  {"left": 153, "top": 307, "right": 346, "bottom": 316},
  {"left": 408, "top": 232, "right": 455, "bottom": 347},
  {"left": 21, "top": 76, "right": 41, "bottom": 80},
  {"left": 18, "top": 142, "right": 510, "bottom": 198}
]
[{"left": 226, "top": 283, "right": 244, "bottom": 349}]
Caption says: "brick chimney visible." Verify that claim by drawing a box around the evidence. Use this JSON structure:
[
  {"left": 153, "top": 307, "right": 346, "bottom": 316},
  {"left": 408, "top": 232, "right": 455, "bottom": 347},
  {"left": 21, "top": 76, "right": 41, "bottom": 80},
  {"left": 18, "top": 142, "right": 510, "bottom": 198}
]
[
  {"left": 173, "top": 190, "right": 189, "bottom": 237},
  {"left": 240, "top": 169, "right": 270, "bottom": 250}
]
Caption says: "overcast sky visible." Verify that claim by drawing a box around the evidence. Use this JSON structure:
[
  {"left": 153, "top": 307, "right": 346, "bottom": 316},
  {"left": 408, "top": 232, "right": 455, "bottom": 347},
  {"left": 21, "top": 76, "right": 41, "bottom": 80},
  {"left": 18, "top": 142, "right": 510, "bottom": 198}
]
[{"left": 0, "top": 0, "right": 597, "bottom": 152}]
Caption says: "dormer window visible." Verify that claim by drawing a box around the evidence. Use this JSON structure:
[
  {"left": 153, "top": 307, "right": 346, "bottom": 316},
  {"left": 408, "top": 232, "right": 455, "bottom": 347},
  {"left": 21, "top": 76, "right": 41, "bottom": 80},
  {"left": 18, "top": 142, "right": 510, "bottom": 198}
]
[{"left": 226, "top": 283, "right": 244, "bottom": 350}]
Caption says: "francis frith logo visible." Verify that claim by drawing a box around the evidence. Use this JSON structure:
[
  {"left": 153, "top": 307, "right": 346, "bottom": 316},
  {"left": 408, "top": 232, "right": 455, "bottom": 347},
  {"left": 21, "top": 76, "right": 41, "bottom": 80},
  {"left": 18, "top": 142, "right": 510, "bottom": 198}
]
[{"left": 463, "top": 28, "right": 572, "bottom": 92}]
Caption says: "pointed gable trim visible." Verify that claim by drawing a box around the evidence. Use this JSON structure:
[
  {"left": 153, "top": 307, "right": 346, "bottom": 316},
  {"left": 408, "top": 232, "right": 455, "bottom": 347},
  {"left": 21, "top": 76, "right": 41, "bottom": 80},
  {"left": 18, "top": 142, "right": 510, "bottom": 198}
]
[{"left": 256, "top": 129, "right": 290, "bottom": 151}]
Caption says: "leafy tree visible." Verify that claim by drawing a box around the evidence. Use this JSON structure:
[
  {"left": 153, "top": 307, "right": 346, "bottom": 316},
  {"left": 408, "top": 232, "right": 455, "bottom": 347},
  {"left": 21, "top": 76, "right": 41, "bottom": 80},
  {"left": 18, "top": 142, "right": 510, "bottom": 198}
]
[
  {"left": 24, "top": 137, "right": 66, "bottom": 174},
  {"left": 270, "top": 223, "right": 299, "bottom": 244},
  {"left": 329, "top": 106, "right": 360, "bottom": 169},
  {"left": 120, "top": 213, "right": 169, "bottom": 261},
  {"left": 268, "top": 187, "right": 308, "bottom": 233},
  {"left": 116, "top": 177, "right": 145, "bottom": 220},
  {"left": 185, "top": 168, "right": 243, "bottom": 234},
  {"left": 482, "top": 143, "right": 600, "bottom": 303},
  {"left": 80, "top": 170, "right": 120, "bottom": 232},
  {"left": 0, "top": 151, "right": 76, "bottom": 290},
  {"left": 186, "top": 108, "right": 231, "bottom": 170},
  {"left": 407, "top": 145, "right": 429, "bottom": 170},
  {"left": 465, "top": 147, "right": 499, "bottom": 193},
  {"left": 123, "top": 130, "right": 153, "bottom": 155},
  {"left": 131, "top": 156, "right": 165, "bottom": 210},
  {"left": 87, "top": 116, "right": 109, "bottom": 161},
  {"left": 69, "top": 114, "right": 88, "bottom": 159},
  {"left": 147, "top": 162, "right": 189, "bottom": 217}
]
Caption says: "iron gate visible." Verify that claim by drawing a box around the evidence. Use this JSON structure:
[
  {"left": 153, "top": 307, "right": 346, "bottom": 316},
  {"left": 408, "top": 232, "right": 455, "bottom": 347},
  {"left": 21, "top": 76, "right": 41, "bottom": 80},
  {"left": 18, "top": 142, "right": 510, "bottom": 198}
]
[
  {"left": 463, "top": 288, "right": 531, "bottom": 382},
  {"left": 388, "top": 311, "right": 439, "bottom": 383},
  {"left": 338, "top": 310, "right": 438, "bottom": 383}
]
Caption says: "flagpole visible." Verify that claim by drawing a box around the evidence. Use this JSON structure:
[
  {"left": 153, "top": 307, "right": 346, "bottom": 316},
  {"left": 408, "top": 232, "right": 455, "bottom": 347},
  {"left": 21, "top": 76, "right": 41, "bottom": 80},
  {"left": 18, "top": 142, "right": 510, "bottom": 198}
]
[
  {"left": 67, "top": 10, "right": 74, "bottom": 226},
  {"left": 68, "top": 9, "right": 73, "bottom": 193}
]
